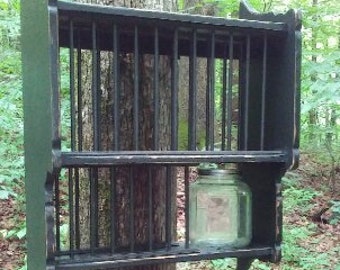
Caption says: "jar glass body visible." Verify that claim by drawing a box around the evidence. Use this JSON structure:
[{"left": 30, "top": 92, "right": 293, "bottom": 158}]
[{"left": 189, "top": 169, "right": 252, "bottom": 249}]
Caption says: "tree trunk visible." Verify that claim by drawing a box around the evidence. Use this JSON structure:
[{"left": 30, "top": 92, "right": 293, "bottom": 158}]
[
  {"left": 73, "top": 1, "right": 177, "bottom": 269},
  {"left": 308, "top": 0, "right": 319, "bottom": 143}
]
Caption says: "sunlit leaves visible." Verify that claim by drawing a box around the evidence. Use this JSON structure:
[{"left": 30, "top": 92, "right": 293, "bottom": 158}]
[{"left": 0, "top": 0, "right": 23, "bottom": 200}]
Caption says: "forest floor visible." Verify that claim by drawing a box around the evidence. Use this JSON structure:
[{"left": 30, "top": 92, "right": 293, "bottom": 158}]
[
  {"left": 0, "top": 197, "right": 25, "bottom": 270},
  {"left": 0, "top": 153, "right": 339, "bottom": 270}
]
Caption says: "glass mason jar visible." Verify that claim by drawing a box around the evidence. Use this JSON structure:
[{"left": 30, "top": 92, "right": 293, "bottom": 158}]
[{"left": 189, "top": 168, "right": 252, "bottom": 249}]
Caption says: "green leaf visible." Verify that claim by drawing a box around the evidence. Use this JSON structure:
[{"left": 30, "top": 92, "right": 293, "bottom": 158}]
[
  {"left": 0, "top": 189, "right": 10, "bottom": 199},
  {"left": 16, "top": 227, "right": 26, "bottom": 239}
]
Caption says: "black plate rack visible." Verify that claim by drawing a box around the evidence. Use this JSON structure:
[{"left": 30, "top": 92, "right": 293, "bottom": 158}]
[{"left": 22, "top": 0, "right": 301, "bottom": 269}]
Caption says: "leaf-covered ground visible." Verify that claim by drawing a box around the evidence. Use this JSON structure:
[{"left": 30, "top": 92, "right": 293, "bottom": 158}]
[
  {"left": 0, "top": 154, "right": 339, "bottom": 270},
  {"left": 0, "top": 197, "right": 25, "bottom": 270}
]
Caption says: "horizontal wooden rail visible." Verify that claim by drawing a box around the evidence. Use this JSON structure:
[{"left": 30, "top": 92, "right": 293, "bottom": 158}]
[
  {"left": 57, "top": 1, "right": 287, "bottom": 33},
  {"left": 60, "top": 150, "right": 288, "bottom": 167},
  {"left": 54, "top": 245, "right": 274, "bottom": 269}
]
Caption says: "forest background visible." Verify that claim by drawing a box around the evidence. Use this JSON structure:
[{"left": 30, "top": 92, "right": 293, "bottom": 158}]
[{"left": 0, "top": 0, "right": 339, "bottom": 269}]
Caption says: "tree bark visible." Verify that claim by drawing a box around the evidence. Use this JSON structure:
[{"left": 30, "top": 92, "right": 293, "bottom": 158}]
[
  {"left": 308, "top": 0, "right": 319, "bottom": 143},
  {"left": 73, "top": 1, "right": 177, "bottom": 269}
]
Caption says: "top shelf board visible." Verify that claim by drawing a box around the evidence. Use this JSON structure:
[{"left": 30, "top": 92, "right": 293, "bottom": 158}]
[{"left": 57, "top": 1, "right": 288, "bottom": 36}]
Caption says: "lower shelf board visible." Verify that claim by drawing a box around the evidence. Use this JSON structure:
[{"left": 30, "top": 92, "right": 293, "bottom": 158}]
[{"left": 54, "top": 245, "right": 274, "bottom": 269}]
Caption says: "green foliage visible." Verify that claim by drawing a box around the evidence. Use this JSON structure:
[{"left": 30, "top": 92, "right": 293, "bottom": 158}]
[
  {"left": 0, "top": 189, "right": 14, "bottom": 199},
  {"left": 283, "top": 186, "right": 320, "bottom": 214},
  {"left": 177, "top": 0, "right": 238, "bottom": 16},
  {"left": 183, "top": 0, "right": 290, "bottom": 17},
  {"left": 296, "top": 0, "right": 340, "bottom": 156},
  {"left": 60, "top": 223, "right": 70, "bottom": 250},
  {"left": 178, "top": 119, "right": 206, "bottom": 150},
  {"left": 250, "top": 260, "right": 272, "bottom": 270},
  {"left": 210, "top": 258, "right": 235, "bottom": 269},
  {"left": 279, "top": 171, "right": 336, "bottom": 269},
  {"left": 329, "top": 200, "right": 340, "bottom": 225},
  {"left": 0, "top": 0, "right": 20, "bottom": 48},
  {"left": 60, "top": 48, "right": 72, "bottom": 151},
  {"left": 282, "top": 223, "right": 333, "bottom": 269},
  {"left": 281, "top": 172, "right": 320, "bottom": 214},
  {"left": 0, "top": 0, "right": 26, "bottom": 257},
  {"left": 4, "top": 221, "right": 26, "bottom": 240},
  {"left": 203, "top": 0, "right": 239, "bottom": 17},
  {"left": 0, "top": 0, "right": 23, "bottom": 200},
  {"left": 282, "top": 225, "right": 311, "bottom": 262}
]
